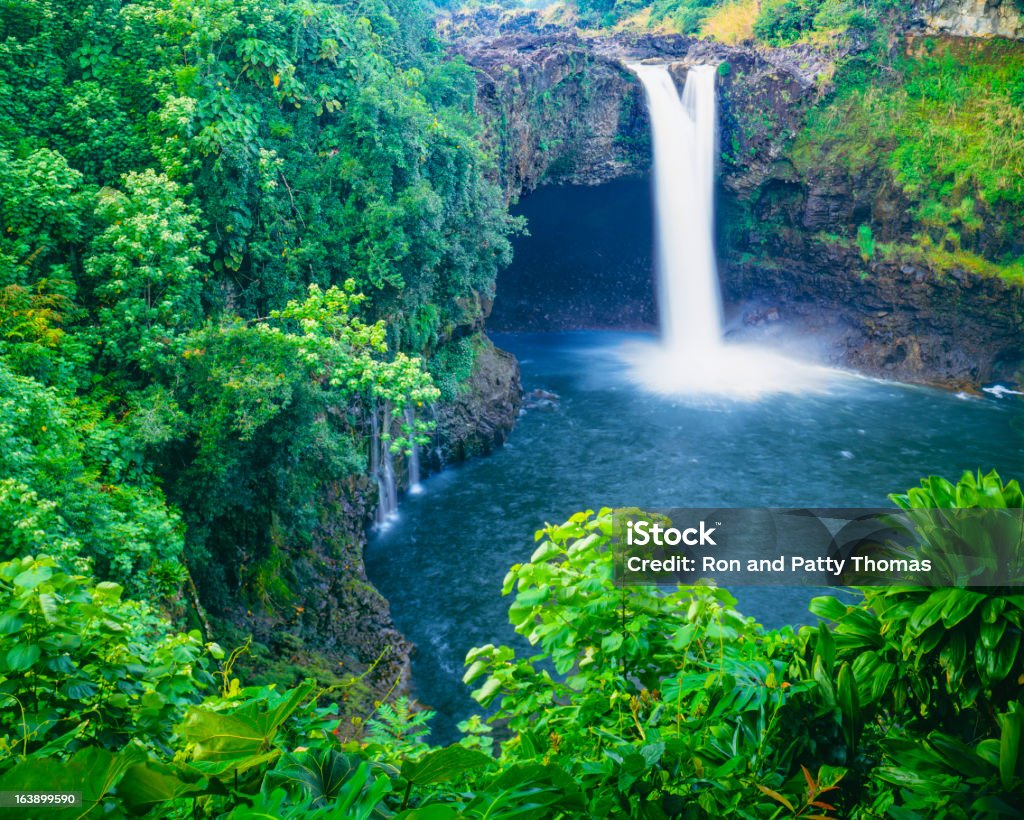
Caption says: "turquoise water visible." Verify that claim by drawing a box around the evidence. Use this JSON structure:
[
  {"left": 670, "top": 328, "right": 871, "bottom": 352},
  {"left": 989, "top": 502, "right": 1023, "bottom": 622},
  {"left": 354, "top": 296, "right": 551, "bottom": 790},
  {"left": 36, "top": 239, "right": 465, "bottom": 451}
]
[{"left": 366, "top": 331, "right": 1024, "bottom": 739}]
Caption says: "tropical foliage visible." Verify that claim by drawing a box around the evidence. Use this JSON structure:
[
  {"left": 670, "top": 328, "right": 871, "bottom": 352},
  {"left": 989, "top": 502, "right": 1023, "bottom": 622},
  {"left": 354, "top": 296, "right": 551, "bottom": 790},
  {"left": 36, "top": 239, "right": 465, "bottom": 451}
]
[
  {"left": 0, "top": 0, "right": 515, "bottom": 616},
  {"left": 793, "top": 36, "right": 1024, "bottom": 282},
  {"left": 1, "top": 472, "right": 1021, "bottom": 816},
  {"left": 3, "top": 1, "right": 1023, "bottom": 816}
]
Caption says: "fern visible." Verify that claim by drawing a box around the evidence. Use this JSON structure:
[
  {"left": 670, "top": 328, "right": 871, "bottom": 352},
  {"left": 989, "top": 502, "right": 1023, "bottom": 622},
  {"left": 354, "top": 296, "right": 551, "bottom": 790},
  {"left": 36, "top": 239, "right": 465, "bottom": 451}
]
[{"left": 365, "top": 696, "right": 435, "bottom": 757}]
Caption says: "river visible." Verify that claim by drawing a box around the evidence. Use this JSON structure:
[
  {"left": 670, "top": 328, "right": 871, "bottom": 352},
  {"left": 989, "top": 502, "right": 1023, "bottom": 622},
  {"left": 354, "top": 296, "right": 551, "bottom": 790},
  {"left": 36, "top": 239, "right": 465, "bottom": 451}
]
[{"left": 366, "top": 330, "right": 1024, "bottom": 740}]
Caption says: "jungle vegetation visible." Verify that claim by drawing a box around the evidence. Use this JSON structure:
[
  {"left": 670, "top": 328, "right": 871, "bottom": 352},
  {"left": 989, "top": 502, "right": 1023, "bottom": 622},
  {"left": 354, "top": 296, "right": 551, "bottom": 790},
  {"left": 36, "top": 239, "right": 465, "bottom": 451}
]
[
  {"left": 1, "top": 471, "right": 1023, "bottom": 816},
  {"left": 0, "top": 0, "right": 518, "bottom": 613},
  {"left": 2, "top": 1, "right": 1023, "bottom": 817}
]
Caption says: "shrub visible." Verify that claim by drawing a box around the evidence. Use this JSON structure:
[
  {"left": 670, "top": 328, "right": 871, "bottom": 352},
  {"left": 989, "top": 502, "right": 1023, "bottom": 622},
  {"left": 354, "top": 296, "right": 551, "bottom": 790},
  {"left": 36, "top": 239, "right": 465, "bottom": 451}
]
[
  {"left": 857, "top": 224, "right": 875, "bottom": 261},
  {"left": 0, "top": 556, "right": 216, "bottom": 764},
  {"left": 753, "top": 0, "right": 818, "bottom": 45}
]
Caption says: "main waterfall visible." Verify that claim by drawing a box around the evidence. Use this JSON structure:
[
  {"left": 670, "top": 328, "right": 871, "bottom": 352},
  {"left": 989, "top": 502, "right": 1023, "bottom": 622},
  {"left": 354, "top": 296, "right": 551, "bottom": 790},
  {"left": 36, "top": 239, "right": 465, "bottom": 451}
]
[
  {"left": 622, "top": 62, "right": 831, "bottom": 398},
  {"left": 634, "top": 63, "right": 722, "bottom": 355}
]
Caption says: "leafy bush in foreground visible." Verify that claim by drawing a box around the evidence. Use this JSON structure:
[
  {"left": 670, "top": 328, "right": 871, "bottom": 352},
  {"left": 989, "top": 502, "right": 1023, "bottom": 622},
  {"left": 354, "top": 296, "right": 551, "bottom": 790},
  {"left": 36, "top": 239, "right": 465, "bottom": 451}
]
[
  {"left": 1, "top": 472, "right": 1022, "bottom": 817},
  {"left": 0, "top": 557, "right": 215, "bottom": 761}
]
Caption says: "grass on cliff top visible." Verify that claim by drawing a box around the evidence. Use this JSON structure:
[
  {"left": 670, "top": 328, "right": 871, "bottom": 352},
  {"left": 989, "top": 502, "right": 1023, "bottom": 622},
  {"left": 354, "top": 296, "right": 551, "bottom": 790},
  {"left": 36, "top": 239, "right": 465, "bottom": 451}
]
[
  {"left": 700, "top": 0, "right": 759, "bottom": 44},
  {"left": 792, "top": 36, "right": 1024, "bottom": 277}
]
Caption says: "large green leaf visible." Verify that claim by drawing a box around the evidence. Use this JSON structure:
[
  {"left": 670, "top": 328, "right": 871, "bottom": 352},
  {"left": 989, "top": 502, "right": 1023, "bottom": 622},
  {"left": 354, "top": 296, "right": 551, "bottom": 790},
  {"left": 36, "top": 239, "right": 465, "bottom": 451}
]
[
  {"left": 188, "top": 750, "right": 280, "bottom": 779},
  {"left": 0, "top": 613, "right": 24, "bottom": 634},
  {"left": 178, "top": 680, "right": 314, "bottom": 763},
  {"left": 812, "top": 655, "right": 834, "bottom": 706},
  {"left": 400, "top": 745, "right": 491, "bottom": 786},
  {"left": 837, "top": 662, "right": 860, "bottom": 752},
  {"left": 940, "top": 590, "right": 985, "bottom": 628},
  {"left": 461, "top": 763, "right": 584, "bottom": 819},
  {"left": 471, "top": 677, "right": 501, "bottom": 706},
  {"left": 0, "top": 745, "right": 145, "bottom": 818},
  {"left": 980, "top": 618, "right": 1008, "bottom": 650},
  {"left": 178, "top": 708, "right": 271, "bottom": 762},
  {"left": 263, "top": 749, "right": 364, "bottom": 807},
  {"left": 5, "top": 643, "right": 40, "bottom": 671},
  {"left": 938, "top": 630, "right": 968, "bottom": 688},
  {"left": 809, "top": 596, "right": 852, "bottom": 622},
  {"left": 908, "top": 589, "right": 954, "bottom": 634},
  {"left": 117, "top": 761, "right": 217, "bottom": 814},
  {"left": 12, "top": 565, "right": 53, "bottom": 590},
  {"left": 976, "top": 630, "right": 1020, "bottom": 686},
  {"left": 998, "top": 707, "right": 1024, "bottom": 790}
]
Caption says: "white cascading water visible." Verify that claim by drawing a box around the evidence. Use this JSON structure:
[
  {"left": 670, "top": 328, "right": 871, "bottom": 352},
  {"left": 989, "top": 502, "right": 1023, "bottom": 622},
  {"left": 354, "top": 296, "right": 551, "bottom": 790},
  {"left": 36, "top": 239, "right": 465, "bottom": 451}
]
[
  {"left": 380, "top": 444, "right": 397, "bottom": 521},
  {"left": 635, "top": 63, "right": 723, "bottom": 355},
  {"left": 623, "top": 62, "right": 831, "bottom": 398},
  {"left": 405, "top": 406, "right": 423, "bottom": 495},
  {"left": 371, "top": 407, "right": 399, "bottom": 526}
]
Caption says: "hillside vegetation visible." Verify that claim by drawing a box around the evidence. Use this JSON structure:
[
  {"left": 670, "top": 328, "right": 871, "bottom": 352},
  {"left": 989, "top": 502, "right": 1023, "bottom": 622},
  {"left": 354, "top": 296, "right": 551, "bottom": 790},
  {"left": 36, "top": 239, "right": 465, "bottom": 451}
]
[
  {"left": 0, "top": 0, "right": 516, "bottom": 637},
  {"left": 793, "top": 36, "right": 1024, "bottom": 283},
  {"left": 533, "top": 0, "right": 903, "bottom": 41},
  {"left": 2, "top": 473, "right": 1024, "bottom": 816}
]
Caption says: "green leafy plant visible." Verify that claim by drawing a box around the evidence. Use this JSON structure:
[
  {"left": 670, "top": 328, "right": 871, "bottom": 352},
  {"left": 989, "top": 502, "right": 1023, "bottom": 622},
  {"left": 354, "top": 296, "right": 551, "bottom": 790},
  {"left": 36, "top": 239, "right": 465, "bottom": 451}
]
[
  {"left": 1, "top": 472, "right": 1023, "bottom": 816},
  {"left": 0, "top": 556, "right": 216, "bottom": 766},
  {"left": 464, "top": 508, "right": 818, "bottom": 816},
  {"left": 365, "top": 696, "right": 435, "bottom": 758}
]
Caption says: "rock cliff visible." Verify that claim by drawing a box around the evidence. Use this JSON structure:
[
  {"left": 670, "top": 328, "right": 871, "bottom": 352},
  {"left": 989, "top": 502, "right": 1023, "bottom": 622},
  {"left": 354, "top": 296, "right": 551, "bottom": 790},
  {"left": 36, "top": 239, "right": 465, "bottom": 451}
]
[
  {"left": 456, "top": 20, "right": 1024, "bottom": 388},
  {"left": 457, "top": 31, "right": 651, "bottom": 196},
  {"left": 431, "top": 334, "right": 523, "bottom": 466},
  {"left": 910, "top": 0, "right": 1024, "bottom": 39}
]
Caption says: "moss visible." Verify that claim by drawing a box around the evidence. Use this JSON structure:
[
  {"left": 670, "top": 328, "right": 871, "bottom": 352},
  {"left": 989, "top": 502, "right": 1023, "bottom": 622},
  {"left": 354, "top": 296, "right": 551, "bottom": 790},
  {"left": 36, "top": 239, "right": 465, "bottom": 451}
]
[
  {"left": 857, "top": 224, "right": 875, "bottom": 261},
  {"left": 878, "top": 241, "right": 1024, "bottom": 287},
  {"left": 247, "top": 542, "right": 297, "bottom": 610},
  {"left": 428, "top": 334, "right": 479, "bottom": 402},
  {"left": 794, "top": 37, "right": 1024, "bottom": 265}
]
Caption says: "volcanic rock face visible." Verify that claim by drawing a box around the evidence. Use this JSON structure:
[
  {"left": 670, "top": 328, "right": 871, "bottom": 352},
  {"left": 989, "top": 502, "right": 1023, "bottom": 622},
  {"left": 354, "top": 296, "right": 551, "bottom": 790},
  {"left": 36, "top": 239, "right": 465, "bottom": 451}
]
[
  {"left": 454, "top": 24, "right": 830, "bottom": 199},
  {"left": 725, "top": 244, "right": 1024, "bottom": 389},
  {"left": 431, "top": 334, "right": 523, "bottom": 466},
  {"left": 458, "top": 22, "right": 1024, "bottom": 388},
  {"left": 910, "top": 0, "right": 1024, "bottom": 40},
  {"left": 456, "top": 32, "right": 652, "bottom": 197}
]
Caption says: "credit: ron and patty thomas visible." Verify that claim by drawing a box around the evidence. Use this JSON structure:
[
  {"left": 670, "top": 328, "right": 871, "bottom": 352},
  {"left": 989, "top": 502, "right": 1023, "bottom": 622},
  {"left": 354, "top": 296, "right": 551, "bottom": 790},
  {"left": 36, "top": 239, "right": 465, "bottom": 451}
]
[{"left": 612, "top": 507, "right": 1024, "bottom": 588}]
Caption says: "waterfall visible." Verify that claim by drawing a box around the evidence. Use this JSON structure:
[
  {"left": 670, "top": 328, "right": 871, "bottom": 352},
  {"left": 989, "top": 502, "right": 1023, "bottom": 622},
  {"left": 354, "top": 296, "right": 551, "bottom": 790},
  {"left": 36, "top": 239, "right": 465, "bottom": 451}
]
[
  {"left": 380, "top": 443, "right": 397, "bottom": 522},
  {"left": 371, "top": 404, "right": 424, "bottom": 528},
  {"left": 633, "top": 63, "right": 723, "bottom": 355},
  {"left": 371, "top": 406, "right": 399, "bottom": 526},
  {"left": 620, "top": 62, "right": 832, "bottom": 399},
  {"left": 405, "top": 406, "right": 423, "bottom": 495}
]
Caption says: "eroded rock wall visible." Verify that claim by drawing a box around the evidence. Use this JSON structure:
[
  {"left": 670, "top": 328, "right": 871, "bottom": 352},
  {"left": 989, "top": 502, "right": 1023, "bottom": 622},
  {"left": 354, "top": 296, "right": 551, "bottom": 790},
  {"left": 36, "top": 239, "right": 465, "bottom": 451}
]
[
  {"left": 457, "top": 32, "right": 651, "bottom": 196},
  {"left": 431, "top": 333, "right": 522, "bottom": 465},
  {"left": 460, "top": 25, "right": 1024, "bottom": 388},
  {"left": 455, "top": 27, "right": 830, "bottom": 199},
  {"left": 910, "top": 0, "right": 1024, "bottom": 39},
  {"left": 725, "top": 239, "right": 1024, "bottom": 388}
]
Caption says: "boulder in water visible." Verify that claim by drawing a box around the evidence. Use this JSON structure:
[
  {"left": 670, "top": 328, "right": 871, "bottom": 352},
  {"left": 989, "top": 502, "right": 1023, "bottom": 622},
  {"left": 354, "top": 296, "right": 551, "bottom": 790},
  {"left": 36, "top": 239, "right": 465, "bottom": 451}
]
[{"left": 524, "top": 388, "right": 560, "bottom": 411}]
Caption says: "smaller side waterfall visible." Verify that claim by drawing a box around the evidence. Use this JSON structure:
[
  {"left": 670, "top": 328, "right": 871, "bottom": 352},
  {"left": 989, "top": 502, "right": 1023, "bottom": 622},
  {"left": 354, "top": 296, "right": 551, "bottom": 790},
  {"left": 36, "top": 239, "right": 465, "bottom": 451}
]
[
  {"left": 371, "top": 406, "right": 399, "bottom": 526},
  {"left": 405, "top": 406, "right": 423, "bottom": 495},
  {"left": 379, "top": 444, "right": 398, "bottom": 522}
]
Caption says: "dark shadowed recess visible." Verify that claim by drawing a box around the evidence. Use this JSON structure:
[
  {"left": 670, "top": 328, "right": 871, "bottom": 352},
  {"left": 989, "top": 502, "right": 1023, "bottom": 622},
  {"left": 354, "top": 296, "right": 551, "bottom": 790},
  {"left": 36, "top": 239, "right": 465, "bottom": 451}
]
[{"left": 489, "top": 177, "right": 657, "bottom": 331}]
